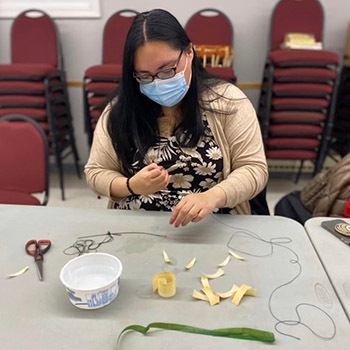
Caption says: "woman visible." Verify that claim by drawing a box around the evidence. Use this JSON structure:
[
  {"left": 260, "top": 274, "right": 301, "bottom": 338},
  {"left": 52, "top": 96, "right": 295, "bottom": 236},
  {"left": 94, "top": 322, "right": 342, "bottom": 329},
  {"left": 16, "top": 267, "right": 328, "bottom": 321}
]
[{"left": 85, "top": 9, "right": 268, "bottom": 227}]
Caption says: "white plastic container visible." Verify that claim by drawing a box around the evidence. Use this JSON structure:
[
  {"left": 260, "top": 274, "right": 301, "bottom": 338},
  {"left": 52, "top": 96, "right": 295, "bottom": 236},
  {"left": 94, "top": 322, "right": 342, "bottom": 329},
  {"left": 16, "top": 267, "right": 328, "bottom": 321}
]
[{"left": 60, "top": 252, "right": 123, "bottom": 310}]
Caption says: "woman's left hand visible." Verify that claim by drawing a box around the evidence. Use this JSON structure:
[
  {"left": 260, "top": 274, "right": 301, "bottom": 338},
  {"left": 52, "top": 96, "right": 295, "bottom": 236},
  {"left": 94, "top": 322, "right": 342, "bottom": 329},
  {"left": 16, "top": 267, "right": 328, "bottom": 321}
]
[{"left": 169, "top": 187, "right": 226, "bottom": 227}]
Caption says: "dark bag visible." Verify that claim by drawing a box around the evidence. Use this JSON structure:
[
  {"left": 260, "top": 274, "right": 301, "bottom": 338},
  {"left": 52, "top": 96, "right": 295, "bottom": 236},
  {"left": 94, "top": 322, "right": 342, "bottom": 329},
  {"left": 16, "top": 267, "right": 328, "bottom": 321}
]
[
  {"left": 249, "top": 187, "right": 270, "bottom": 215},
  {"left": 274, "top": 191, "right": 312, "bottom": 225}
]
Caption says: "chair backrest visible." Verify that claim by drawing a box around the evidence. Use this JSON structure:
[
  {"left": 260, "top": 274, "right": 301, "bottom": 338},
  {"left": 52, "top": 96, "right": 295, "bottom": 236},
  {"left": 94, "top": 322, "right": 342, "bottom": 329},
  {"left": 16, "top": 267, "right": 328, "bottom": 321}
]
[
  {"left": 103, "top": 9, "right": 138, "bottom": 64},
  {"left": 0, "top": 115, "right": 49, "bottom": 205},
  {"left": 185, "top": 8, "right": 233, "bottom": 46},
  {"left": 270, "top": 0, "right": 324, "bottom": 51},
  {"left": 11, "top": 9, "right": 61, "bottom": 68}
]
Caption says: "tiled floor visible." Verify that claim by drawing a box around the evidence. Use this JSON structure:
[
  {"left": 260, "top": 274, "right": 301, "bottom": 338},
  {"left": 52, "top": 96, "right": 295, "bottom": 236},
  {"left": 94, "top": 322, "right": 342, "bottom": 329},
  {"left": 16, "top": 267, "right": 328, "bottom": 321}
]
[{"left": 47, "top": 169, "right": 310, "bottom": 214}]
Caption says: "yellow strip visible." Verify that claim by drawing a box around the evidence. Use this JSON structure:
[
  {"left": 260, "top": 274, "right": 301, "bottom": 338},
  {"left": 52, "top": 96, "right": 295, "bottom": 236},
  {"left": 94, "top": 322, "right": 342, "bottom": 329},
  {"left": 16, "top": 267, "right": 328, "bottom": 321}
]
[
  {"left": 185, "top": 257, "right": 196, "bottom": 270},
  {"left": 192, "top": 289, "right": 209, "bottom": 301},
  {"left": 229, "top": 249, "right": 245, "bottom": 261},
  {"left": 218, "top": 255, "right": 230, "bottom": 267},
  {"left": 202, "top": 268, "right": 225, "bottom": 279},
  {"left": 232, "top": 284, "right": 257, "bottom": 305},
  {"left": 236, "top": 82, "right": 261, "bottom": 90},
  {"left": 7, "top": 266, "right": 29, "bottom": 278},
  {"left": 201, "top": 287, "right": 220, "bottom": 306},
  {"left": 217, "top": 284, "right": 239, "bottom": 299},
  {"left": 67, "top": 81, "right": 83, "bottom": 87},
  {"left": 162, "top": 250, "right": 171, "bottom": 263}
]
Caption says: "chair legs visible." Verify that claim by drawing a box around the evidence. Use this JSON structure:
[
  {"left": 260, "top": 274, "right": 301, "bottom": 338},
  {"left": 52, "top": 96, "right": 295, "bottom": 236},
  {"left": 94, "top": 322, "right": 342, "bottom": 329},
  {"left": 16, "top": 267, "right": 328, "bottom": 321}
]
[
  {"left": 45, "top": 74, "right": 81, "bottom": 200},
  {"left": 294, "top": 159, "right": 304, "bottom": 184}
]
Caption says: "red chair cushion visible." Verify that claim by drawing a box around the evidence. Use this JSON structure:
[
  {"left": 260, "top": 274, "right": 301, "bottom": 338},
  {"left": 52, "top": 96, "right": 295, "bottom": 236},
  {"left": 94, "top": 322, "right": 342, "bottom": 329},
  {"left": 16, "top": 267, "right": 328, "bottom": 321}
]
[
  {"left": 270, "top": 111, "right": 326, "bottom": 122},
  {"left": 267, "top": 138, "right": 320, "bottom": 148},
  {"left": 0, "top": 108, "right": 47, "bottom": 119},
  {"left": 0, "top": 64, "right": 57, "bottom": 76},
  {"left": 273, "top": 83, "right": 333, "bottom": 94},
  {"left": 0, "top": 95, "right": 46, "bottom": 104},
  {"left": 269, "top": 49, "right": 339, "bottom": 64},
  {"left": 0, "top": 189, "right": 41, "bottom": 205},
  {"left": 86, "top": 82, "right": 119, "bottom": 92},
  {"left": 205, "top": 67, "right": 235, "bottom": 80},
  {"left": 266, "top": 149, "right": 317, "bottom": 159},
  {"left": 0, "top": 81, "right": 45, "bottom": 92},
  {"left": 274, "top": 67, "right": 337, "bottom": 80},
  {"left": 88, "top": 96, "right": 108, "bottom": 106},
  {"left": 0, "top": 80, "right": 60, "bottom": 92},
  {"left": 85, "top": 64, "right": 123, "bottom": 78},
  {"left": 269, "top": 124, "right": 323, "bottom": 136},
  {"left": 272, "top": 97, "right": 329, "bottom": 108},
  {"left": 90, "top": 109, "right": 102, "bottom": 119}
]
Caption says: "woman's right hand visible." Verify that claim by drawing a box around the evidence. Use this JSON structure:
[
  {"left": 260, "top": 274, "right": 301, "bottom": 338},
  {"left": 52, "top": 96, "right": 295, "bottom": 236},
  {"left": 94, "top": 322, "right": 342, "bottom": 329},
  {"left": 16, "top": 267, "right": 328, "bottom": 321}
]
[{"left": 129, "top": 163, "right": 170, "bottom": 195}]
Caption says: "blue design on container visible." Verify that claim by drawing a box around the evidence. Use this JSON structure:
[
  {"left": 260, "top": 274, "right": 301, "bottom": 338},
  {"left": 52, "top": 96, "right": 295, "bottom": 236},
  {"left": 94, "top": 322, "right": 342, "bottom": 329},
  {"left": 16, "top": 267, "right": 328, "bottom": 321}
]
[
  {"left": 67, "top": 288, "right": 82, "bottom": 302},
  {"left": 85, "top": 282, "right": 118, "bottom": 308}
]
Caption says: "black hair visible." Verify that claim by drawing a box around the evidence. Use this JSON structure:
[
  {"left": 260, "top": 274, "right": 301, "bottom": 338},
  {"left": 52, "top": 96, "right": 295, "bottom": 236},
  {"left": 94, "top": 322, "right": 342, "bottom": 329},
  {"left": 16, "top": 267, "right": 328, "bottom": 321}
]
[{"left": 107, "top": 9, "right": 223, "bottom": 176}]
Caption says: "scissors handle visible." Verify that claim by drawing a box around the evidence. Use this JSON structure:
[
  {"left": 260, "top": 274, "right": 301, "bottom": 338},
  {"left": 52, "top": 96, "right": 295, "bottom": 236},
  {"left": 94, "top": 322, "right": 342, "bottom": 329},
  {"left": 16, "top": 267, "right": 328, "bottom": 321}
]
[
  {"left": 25, "top": 239, "right": 51, "bottom": 260},
  {"left": 38, "top": 239, "right": 51, "bottom": 254}
]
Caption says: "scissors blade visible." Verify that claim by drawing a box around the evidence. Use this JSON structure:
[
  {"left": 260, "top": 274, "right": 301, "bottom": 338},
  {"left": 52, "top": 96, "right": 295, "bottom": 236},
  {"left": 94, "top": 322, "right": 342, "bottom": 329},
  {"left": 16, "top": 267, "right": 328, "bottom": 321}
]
[{"left": 35, "top": 260, "right": 43, "bottom": 281}]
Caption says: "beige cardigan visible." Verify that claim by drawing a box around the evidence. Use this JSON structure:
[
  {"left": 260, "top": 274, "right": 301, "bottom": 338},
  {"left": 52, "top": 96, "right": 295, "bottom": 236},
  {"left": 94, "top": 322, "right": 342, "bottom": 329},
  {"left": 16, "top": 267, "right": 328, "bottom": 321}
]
[{"left": 84, "top": 83, "right": 268, "bottom": 214}]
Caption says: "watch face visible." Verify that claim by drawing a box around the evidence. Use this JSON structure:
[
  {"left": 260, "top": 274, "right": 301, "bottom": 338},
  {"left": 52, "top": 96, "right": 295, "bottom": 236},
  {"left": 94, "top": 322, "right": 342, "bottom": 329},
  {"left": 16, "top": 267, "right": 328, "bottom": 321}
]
[{"left": 334, "top": 223, "right": 350, "bottom": 236}]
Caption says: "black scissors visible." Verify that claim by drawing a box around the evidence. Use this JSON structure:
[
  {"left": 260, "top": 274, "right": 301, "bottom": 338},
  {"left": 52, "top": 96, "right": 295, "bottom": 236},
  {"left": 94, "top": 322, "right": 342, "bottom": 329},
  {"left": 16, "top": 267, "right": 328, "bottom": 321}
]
[{"left": 25, "top": 239, "right": 51, "bottom": 281}]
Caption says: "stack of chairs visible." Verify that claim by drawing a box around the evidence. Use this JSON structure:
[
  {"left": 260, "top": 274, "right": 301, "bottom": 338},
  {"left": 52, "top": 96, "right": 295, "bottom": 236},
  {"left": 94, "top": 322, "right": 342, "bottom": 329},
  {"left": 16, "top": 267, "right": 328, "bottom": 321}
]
[
  {"left": 0, "top": 9, "right": 80, "bottom": 200},
  {"left": 331, "top": 24, "right": 350, "bottom": 157},
  {"left": 258, "top": 0, "right": 340, "bottom": 180},
  {"left": 83, "top": 9, "right": 138, "bottom": 146},
  {"left": 185, "top": 8, "right": 236, "bottom": 83}
]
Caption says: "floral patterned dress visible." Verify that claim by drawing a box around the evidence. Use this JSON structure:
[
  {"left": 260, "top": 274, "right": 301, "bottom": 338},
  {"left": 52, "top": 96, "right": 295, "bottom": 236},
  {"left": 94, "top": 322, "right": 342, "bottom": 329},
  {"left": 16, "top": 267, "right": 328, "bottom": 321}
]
[{"left": 114, "top": 114, "right": 234, "bottom": 213}]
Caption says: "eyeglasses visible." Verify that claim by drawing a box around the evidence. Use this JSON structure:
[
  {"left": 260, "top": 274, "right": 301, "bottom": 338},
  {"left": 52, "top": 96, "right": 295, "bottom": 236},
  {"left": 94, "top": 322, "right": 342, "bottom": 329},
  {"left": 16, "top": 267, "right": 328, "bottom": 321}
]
[{"left": 133, "top": 50, "right": 183, "bottom": 84}]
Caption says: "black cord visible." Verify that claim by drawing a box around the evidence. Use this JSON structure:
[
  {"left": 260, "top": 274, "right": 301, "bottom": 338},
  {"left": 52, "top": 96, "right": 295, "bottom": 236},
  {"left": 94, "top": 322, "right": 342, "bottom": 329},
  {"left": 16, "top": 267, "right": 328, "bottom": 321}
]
[{"left": 211, "top": 214, "right": 337, "bottom": 341}]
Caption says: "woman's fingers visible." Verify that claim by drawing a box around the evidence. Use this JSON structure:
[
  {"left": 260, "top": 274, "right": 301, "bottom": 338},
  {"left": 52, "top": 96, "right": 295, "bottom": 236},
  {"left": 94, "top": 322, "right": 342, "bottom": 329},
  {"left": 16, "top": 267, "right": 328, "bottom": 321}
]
[
  {"left": 169, "top": 194, "right": 214, "bottom": 227},
  {"left": 170, "top": 200, "right": 193, "bottom": 227}
]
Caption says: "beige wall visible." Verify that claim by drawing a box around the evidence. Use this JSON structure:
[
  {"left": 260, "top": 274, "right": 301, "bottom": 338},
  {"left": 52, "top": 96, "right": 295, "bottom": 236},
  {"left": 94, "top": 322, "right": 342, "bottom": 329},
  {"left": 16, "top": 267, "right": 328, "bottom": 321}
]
[{"left": 0, "top": 0, "right": 349, "bottom": 163}]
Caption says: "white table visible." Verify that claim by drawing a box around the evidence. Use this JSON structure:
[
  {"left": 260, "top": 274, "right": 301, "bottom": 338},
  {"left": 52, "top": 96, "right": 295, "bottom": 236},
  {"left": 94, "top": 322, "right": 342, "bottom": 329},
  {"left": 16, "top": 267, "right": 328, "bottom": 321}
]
[
  {"left": 0, "top": 205, "right": 349, "bottom": 349},
  {"left": 304, "top": 217, "right": 350, "bottom": 321}
]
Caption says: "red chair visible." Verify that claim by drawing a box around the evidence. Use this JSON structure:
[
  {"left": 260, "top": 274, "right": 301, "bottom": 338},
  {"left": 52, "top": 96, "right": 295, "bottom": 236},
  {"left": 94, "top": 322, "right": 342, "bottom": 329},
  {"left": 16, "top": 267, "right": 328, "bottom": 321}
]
[
  {"left": 83, "top": 9, "right": 138, "bottom": 146},
  {"left": 185, "top": 9, "right": 236, "bottom": 82},
  {"left": 0, "top": 115, "right": 49, "bottom": 205},
  {"left": 258, "top": 0, "right": 340, "bottom": 180},
  {"left": 0, "top": 9, "right": 80, "bottom": 200}
]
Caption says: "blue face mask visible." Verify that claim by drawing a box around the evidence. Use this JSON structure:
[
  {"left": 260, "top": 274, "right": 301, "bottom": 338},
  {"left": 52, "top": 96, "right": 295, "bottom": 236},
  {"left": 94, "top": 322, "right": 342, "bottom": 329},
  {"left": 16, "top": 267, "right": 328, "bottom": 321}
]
[{"left": 139, "top": 57, "right": 190, "bottom": 107}]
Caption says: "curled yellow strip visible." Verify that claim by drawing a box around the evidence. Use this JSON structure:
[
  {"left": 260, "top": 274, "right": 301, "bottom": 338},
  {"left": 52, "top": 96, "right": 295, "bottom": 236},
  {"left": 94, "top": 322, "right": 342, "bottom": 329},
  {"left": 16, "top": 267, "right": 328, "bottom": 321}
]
[
  {"left": 217, "top": 284, "right": 239, "bottom": 299},
  {"left": 232, "top": 284, "right": 257, "bottom": 305},
  {"left": 218, "top": 255, "right": 230, "bottom": 267},
  {"left": 185, "top": 257, "right": 196, "bottom": 270},
  {"left": 152, "top": 271, "right": 176, "bottom": 298},
  {"left": 229, "top": 249, "right": 245, "bottom": 261},
  {"left": 163, "top": 250, "right": 171, "bottom": 263},
  {"left": 7, "top": 266, "right": 29, "bottom": 278},
  {"left": 203, "top": 268, "right": 224, "bottom": 279}
]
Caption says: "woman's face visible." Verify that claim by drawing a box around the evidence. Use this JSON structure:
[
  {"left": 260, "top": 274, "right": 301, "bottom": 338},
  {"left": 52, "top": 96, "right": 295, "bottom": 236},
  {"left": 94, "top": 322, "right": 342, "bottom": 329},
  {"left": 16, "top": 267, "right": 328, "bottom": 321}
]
[{"left": 133, "top": 41, "right": 193, "bottom": 85}]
